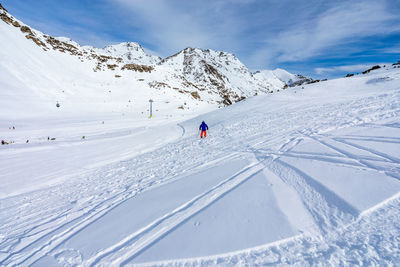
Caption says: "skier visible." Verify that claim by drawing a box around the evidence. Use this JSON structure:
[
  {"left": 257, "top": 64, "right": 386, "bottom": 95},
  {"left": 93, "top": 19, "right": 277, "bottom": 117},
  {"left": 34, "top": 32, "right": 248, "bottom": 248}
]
[{"left": 199, "top": 121, "right": 209, "bottom": 138}]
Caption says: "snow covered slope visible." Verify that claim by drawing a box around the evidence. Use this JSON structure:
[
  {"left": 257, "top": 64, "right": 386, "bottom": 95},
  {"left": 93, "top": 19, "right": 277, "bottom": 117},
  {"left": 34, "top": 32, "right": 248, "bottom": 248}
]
[{"left": 1, "top": 58, "right": 400, "bottom": 266}]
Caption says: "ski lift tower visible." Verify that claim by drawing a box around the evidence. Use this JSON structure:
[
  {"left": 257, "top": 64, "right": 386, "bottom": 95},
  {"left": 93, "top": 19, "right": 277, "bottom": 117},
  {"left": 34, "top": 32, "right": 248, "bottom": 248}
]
[{"left": 149, "top": 99, "right": 154, "bottom": 118}]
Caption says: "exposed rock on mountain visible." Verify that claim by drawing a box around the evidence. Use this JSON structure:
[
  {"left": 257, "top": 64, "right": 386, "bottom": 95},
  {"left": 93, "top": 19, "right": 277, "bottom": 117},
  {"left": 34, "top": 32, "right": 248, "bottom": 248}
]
[
  {"left": 121, "top": 63, "right": 154, "bottom": 72},
  {"left": 362, "top": 65, "right": 381, "bottom": 74}
]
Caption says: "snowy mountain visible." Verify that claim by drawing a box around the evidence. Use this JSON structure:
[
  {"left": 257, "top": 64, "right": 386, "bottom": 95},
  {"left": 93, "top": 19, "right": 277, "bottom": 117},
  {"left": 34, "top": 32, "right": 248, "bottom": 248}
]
[
  {"left": 159, "top": 47, "right": 271, "bottom": 105},
  {"left": 0, "top": 5, "right": 303, "bottom": 120}
]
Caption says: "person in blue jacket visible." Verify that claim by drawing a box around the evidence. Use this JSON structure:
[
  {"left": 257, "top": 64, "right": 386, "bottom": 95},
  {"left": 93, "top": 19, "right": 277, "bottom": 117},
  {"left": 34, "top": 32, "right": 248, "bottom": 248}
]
[{"left": 199, "top": 121, "right": 208, "bottom": 138}]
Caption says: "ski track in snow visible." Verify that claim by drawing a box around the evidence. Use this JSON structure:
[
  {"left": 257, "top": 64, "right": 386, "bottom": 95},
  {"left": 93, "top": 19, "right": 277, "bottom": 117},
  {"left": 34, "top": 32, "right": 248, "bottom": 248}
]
[
  {"left": 86, "top": 161, "right": 265, "bottom": 266},
  {"left": 1, "top": 83, "right": 400, "bottom": 265},
  {"left": 147, "top": 192, "right": 400, "bottom": 266}
]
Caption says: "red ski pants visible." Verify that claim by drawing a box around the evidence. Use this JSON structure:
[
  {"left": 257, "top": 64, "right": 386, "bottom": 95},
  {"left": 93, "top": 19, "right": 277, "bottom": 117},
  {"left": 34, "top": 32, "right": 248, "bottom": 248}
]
[{"left": 200, "top": 130, "right": 207, "bottom": 138}]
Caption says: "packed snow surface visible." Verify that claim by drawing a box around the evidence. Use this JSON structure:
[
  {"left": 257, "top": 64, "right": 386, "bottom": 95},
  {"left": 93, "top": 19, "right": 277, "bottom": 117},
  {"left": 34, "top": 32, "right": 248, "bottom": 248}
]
[{"left": 1, "top": 65, "right": 400, "bottom": 266}]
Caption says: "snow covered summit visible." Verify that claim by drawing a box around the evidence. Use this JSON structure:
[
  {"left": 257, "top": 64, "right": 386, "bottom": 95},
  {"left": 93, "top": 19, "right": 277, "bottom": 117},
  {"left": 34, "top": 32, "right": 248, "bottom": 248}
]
[{"left": 90, "top": 42, "right": 162, "bottom": 65}]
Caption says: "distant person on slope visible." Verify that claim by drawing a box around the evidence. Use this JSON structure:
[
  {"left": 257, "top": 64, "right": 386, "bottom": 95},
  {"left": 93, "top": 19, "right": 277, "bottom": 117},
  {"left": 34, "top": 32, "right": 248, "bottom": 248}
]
[{"left": 199, "top": 121, "right": 209, "bottom": 138}]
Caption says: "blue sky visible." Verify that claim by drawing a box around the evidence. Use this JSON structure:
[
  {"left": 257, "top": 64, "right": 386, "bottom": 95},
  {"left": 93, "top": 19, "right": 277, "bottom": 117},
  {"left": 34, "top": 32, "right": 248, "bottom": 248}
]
[{"left": 2, "top": 0, "right": 400, "bottom": 78}]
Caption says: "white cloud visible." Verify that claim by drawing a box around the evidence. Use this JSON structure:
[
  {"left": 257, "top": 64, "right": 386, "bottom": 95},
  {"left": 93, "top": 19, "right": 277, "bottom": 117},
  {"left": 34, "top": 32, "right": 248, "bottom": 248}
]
[
  {"left": 376, "top": 44, "right": 400, "bottom": 54},
  {"left": 314, "top": 63, "right": 390, "bottom": 75},
  {"left": 249, "top": 1, "right": 399, "bottom": 67},
  {"left": 111, "top": 0, "right": 247, "bottom": 56}
]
